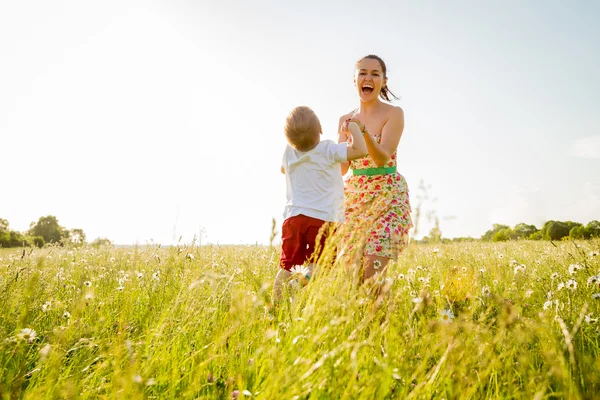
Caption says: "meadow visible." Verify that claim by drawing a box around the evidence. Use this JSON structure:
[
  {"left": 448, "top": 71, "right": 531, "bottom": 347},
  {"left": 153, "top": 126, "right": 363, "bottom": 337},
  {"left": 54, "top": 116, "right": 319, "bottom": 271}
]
[{"left": 1, "top": 239, "right": 599, "bottom": 399}]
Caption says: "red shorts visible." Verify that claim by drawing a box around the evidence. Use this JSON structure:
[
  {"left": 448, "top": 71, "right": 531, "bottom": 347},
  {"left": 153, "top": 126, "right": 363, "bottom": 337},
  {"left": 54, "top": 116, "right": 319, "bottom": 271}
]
[{"left": 280, "top": 214, "right": 331, "bottom": 271}]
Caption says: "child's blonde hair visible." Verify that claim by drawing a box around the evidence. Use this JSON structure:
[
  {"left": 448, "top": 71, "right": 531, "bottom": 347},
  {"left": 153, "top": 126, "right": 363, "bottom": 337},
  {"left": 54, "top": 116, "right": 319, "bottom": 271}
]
[{"left": 284, "top": 106, "right": 321, "bottom": 152}]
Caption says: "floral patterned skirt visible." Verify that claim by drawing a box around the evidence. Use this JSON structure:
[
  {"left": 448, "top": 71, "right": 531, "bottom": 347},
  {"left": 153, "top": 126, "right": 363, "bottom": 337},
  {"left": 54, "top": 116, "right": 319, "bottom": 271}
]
[{"left": 343, "top": 173, "right": 413, "bottom": 259}]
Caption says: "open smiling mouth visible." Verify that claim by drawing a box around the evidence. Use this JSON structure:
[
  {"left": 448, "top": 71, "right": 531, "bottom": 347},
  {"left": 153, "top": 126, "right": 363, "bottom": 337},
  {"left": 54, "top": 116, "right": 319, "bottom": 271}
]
[{"left": 362, "top": 84, "right": 374, "bottom": 94}]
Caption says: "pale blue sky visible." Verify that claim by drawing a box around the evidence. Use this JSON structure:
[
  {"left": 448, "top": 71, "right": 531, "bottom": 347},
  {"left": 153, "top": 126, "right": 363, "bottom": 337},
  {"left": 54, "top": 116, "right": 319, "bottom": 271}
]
[{"left": 1, "top": 0, "right": 598, "bottom": 244}]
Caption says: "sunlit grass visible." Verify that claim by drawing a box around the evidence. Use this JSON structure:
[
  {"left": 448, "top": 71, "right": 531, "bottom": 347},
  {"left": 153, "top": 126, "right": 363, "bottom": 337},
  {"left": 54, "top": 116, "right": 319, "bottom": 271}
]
[{"left": 1, "top": 239, "right": 599, "bottom": 399}]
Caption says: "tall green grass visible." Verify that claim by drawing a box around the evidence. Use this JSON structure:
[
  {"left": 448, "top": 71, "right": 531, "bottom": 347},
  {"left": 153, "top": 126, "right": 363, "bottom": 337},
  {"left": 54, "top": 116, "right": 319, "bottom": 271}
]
[{"left": 1, "top": 239, "right": 599, "bottom": 399}]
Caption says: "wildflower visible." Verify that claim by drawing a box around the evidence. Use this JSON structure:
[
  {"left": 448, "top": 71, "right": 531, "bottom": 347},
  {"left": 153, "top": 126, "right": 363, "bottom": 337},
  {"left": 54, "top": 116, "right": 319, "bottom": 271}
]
[
  {"left": 375, "top": 274, "right": 385, "bottom": 285},
  {"left": 186, "top": 253, "right": 194, "bottom": 260},
  {"left": 589, "top": 251, "right": 599, "bottom": 257},
  {"left": 409, "top": 290, "right": 417, "bottom": 298},
  {"left": 584, "top": 314, "right": 597, "bottom": 324},
  {"left": 587, "top": 275, "right": 598, "bottom": 285},
  {"left": 243, "top": 390, "right": 252, "bottom": 397},
  {"left": 440, "top": 309, "right": 454, "bottom": 323},
  {"left": 41, "top": 301, "right": 51, "bottom": 312},
  {"left": 510, "top": 259, "right": 518, "bottom": 266},
  {"left": 116, "top": 286, "right": 125, "bottom": 291},
  {"left": 63, "top": 311, "right": 71, "bottom": 319},
  {"left": 492, "top": 280, "right": 499, "bottom": 285},
  {"left": 592, "top": 293, "right": 600, "bottom": 299},
  {"left": 525, "top": 290, "right": 534, "bottom": 298},
  {"left": 547, "top": 291, "right": 553, "bottom": 299},
  {"left": 290, "top": 265, "right": 310, "bottom": 286},
  {"left": 543, "top": 300, "right": 552, "bottom": 310},
  {"left": 479, "top": 267, "right": 486, "bottom": 273},
  {"left": 83, "top": 281, "right": 92, "bottom": 287},
  {"left": 416, "top": 265, "right": 424, "bottom": 271},
  {"left": 152, "top": 271, "right": 160, "bottom": 281},
  {"left": 85, "top": 292, "right": 94, "bottom": 301},
  {"left": 565, "top": 280, "right": 577, "bottom": 291},
  {"left": 461, "top": 266, "right": 467, "bottom": 273},
  {"left": 17, "top": 328, "right": 37, "bottom": 343},
  {"left": 550, "top": 272, "right": 559, "bottom": 280},
  {"left": 136, "top": 271, "right": 143, "bottom": 279},
  {"left": 557, "top": 282, "right": 565, "bottom": 291},
  {"left": 432, "top": 247, "right": 439, "bottom": 254},
  {"left": 418, "top": 277, "right": 426, "bottom": 283},
  {"left": 498, "top": 253, "right": 505, "bottom": 259},
  {"left": 397, "top": 273, "right": 405, "bottom": 280},
  {"left": 232, "top": 390, "right": 240, "bottom": 398},
  {"left": 568, "top": 264, "right": 582, "bottom": 275},
  {"left": 481, "top": 286, "right": 491, "bottom": 297},
  {"left": 373, "top": 259, "right": 382, "bottom": 270}
]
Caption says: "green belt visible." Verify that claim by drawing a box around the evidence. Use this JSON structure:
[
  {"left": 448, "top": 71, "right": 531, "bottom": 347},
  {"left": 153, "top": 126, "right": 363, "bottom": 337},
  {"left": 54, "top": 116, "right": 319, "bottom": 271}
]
[{"left": 352, "top": 166, "right": 397, "bottom": 176}]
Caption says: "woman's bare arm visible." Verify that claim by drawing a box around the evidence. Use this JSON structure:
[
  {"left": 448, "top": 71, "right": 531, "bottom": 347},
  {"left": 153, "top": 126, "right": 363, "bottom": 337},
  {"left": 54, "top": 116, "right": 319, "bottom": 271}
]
[{"left": 364, "top": 107, "right": 404, "bottom": 166}]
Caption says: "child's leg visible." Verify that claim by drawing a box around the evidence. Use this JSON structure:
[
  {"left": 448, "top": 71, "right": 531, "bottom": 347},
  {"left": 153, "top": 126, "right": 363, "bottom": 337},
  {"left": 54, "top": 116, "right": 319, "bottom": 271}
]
[{"left": 273, "top": 268, "right": 291, "bottom": 303}]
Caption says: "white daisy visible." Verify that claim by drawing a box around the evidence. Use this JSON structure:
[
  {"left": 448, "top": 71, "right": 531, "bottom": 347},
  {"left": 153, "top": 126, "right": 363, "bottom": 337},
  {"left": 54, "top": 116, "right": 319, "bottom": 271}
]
[
  {"left": 587, "top": 275, "right": 598, "bottom": 285},
  {"left": 373, "top": 260, "right": 382, "bottom": 270},
  {"left": 584, "top": 314, "right": 597, "bottom": 324},
  {"left": 440, "top": 309, "right": 454, "bottom": 323},
  {"left": 17, "top": 328, "right": 37, "bottom": 343},
  {"left": 550, "top": 272, "right": 559, "bottom": 280},
  {"left": 565, "top": 280, "right": 577, "bottom": 291},
  {"left": 592, "top": 293, "right": 600, "bottom": 299},
  {"left": 557, "top": 282, "right": 565, "bottom": 291},
  {"left": 568, "top": 264, "right": 582, "bottom": 275},
  {"left": 83, "top": 281, "right": 92, "bottom": 287},
  {"left": 481, "top": 286, "right": 491, "bottom": 297},
  {"left": 543, "top": 300, "right": 552, "bottom": 310}
]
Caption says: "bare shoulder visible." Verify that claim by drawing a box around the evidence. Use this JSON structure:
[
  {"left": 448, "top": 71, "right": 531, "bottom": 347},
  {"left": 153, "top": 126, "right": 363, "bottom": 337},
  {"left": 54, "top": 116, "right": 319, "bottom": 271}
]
[{"left": 385, "top": 104, "right": 404, "bottom": 121}]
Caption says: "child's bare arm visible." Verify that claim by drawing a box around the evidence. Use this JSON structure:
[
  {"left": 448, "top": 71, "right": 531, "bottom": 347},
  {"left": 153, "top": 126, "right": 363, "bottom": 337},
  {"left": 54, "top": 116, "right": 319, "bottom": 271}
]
[
  {"left": 345, "top": 122, "right": 368, "bottom": 160},
  {"left": 338, "top": 115, "right": 351, "bottom": 175}
]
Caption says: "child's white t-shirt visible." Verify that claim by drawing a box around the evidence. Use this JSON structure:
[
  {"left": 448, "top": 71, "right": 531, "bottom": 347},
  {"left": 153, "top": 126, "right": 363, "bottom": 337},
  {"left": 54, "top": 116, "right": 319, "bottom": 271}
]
[{"left": 281, "top": 140, "right": 348, "bottom": 223}]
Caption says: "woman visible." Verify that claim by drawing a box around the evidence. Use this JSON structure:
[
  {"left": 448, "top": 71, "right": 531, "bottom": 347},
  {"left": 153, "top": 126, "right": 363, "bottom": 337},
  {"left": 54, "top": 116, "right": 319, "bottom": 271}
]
[{"left": 338, "top": 54, "right": 412, "bottom": 282}]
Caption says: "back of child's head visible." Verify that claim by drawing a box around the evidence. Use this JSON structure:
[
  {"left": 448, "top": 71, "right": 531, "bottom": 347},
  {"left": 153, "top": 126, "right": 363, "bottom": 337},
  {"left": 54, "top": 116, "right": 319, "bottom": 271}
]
[{"left": 284, "top": 106, "right": 321, "bottom": 152}]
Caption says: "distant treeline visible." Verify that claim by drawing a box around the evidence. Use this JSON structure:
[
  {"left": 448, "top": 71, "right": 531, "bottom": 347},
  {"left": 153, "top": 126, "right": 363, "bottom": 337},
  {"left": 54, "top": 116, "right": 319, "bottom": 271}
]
[
  {"left": 0, "top": 216, "right": 112, "bottom": 248},
  {"left": 420, "top": 220, "right": 600, "bottom": 243}
]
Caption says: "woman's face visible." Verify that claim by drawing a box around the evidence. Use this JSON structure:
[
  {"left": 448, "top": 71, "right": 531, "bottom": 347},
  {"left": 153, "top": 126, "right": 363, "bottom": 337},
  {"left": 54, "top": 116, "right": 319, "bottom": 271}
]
[{"left": 354, "top": 58, "right": 387, "bottom": 102}]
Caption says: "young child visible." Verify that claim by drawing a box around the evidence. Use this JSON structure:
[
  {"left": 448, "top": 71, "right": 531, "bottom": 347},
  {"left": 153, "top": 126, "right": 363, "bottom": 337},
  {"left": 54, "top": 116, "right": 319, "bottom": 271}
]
[{"left": 274, "top": 106, "right": 368, "bottom": 301}]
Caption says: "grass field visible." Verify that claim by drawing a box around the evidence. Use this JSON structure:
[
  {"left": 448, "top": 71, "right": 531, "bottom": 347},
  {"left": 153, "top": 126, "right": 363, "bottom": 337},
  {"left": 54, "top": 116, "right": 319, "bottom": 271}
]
[{"left": 1, "top": 239, "right": 599, "bottom": 399}]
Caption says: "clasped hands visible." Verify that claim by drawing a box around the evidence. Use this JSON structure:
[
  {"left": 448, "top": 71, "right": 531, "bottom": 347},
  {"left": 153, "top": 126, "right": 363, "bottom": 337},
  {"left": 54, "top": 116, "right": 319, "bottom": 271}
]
[{"left": 340, "top": 117, "right": 368, "bottom": 141}]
